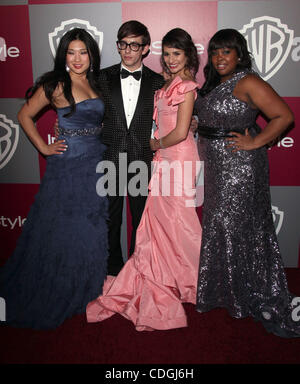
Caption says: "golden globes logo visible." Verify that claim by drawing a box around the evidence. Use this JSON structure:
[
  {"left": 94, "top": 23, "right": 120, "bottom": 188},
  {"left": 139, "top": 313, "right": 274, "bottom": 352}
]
[
  {"left": 240, "top": 16, "right": 294, "bottom": 80},
  {"left": 0, "top": 114, "right": 19, "bottom": 170},
  {"left": 48, "top": 18, "right": 103, "bottom": 57}
]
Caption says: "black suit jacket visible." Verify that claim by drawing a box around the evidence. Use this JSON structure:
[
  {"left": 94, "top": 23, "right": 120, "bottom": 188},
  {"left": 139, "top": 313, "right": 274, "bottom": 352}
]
[{"left": 99, "top": 64, "right": 165, "bottom": 171}]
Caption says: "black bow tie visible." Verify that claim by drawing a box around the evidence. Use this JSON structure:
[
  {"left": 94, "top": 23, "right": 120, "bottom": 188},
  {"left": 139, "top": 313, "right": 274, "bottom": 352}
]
[{"left": 120, "top": 68, "right": 142, "bottom": 81}]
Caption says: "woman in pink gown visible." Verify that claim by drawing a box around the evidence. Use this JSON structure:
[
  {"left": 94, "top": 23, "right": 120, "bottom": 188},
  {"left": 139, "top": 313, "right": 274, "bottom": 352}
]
[{"left": 87, "top": 28, "right": 202, "bottom": 331}]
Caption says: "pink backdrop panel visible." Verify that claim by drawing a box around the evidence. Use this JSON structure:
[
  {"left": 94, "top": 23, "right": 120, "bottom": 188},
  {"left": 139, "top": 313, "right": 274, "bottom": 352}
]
[
  {"left": 0, "top": 6, "right": 33, "bottom": 98},
  {"left": 0, "top": 184, "right": 40, "bottom": 267},
  {"left": 28, "top": 0, "right": 120, "bottom": 3},
  {"left": 122, "top": 1, "right": 218, "bottom": 86}
]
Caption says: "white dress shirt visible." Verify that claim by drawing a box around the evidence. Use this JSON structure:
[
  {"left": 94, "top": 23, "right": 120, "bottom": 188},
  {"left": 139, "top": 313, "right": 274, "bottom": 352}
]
[{"left": 120, "top": 64, "right": 142, "bottom": 128}]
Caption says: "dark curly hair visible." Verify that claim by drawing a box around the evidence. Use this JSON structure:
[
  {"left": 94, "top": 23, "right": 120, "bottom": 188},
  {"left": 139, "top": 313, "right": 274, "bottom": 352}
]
[
  {"left": 161, "top": 28, "right": 199, "bottom": 79},
  {"left": 200, "top": 28, "right": 252, "bottom": 96},
  {"left": 25, "top": 28, "right": 102, "bottom": 117}
]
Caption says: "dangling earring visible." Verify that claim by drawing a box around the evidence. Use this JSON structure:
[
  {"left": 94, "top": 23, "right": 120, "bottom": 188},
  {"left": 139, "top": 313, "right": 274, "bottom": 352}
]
[
  {"left": 89, "top": 66, "right": 93, "bottom": 73},
  {"left": 66, "top": 65, "right": 70, "bottom": 72}
]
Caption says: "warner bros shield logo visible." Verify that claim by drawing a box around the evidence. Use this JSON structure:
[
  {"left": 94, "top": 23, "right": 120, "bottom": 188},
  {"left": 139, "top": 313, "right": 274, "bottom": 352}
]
[
  {"left": 240, "top": 16, "right": 294, "bottom": 81},
  {"left": 48, "top": 19, "right": 103, "bottom": 57},
  {"left": 272, "top": 205, "right": 284, "bottom": 235},
  {"left": 0, "top": 114, "right": 19, "bottom": 170}
]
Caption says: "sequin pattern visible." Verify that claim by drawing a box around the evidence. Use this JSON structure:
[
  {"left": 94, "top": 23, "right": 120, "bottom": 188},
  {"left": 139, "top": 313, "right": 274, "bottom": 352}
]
[
  {"left": 58, "top": 126, "right": 101, "bottom": 137},
  {"left": 195, "top": 70, "right": 300, "bottom": 338}
]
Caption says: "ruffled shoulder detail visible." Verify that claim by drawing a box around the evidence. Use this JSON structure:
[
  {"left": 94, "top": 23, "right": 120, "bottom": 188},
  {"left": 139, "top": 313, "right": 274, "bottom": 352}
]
[
  {"left": 165, "top": 76, "right": 199, "bottom": 106},
  {"left": 153, "top": 76, "right": 199, "bottom": 122}
]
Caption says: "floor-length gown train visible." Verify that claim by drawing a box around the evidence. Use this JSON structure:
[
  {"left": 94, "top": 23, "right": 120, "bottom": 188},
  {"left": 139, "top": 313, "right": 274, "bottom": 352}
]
[
  {"left": 0, "top": 98, "right": 108, "bottom": 329},
  {"left": 87, "top": 77, "right": 202, "bottom": 331},
  {"left": 195, "top": 70, "right": 300, "bottom": 338}
]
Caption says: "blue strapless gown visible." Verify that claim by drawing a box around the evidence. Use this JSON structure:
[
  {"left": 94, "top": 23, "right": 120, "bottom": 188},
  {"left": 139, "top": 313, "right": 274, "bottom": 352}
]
[{"left": 0, "top": 98, "right": 108, "bottom": 329}]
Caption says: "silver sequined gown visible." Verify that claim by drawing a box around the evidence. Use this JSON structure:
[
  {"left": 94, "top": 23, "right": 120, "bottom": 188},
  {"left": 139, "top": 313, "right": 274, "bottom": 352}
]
[{"left": 195, "top": 70, "right": 300, "bottom": 338}]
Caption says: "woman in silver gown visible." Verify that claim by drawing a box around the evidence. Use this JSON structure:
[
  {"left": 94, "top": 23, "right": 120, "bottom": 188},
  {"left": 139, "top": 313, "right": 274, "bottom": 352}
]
[{"left": 195, "top": 29, "right": 300, "bottom": 338}]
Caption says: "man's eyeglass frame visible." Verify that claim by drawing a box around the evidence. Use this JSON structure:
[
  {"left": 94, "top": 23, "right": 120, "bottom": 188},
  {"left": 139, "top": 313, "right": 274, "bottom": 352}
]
[{"left": 116, "top": 41, "right": 146, "bottom": 52}]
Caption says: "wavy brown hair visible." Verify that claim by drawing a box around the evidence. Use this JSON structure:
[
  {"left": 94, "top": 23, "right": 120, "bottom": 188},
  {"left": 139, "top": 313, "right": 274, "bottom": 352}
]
[{"left": 161, "top": 28, "right": 199, "bottom": 79}]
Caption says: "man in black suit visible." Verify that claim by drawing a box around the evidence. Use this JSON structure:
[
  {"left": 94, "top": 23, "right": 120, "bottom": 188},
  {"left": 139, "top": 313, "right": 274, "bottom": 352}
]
[{"left": 99, "top": 20, "right": 165, "bottom": 275}]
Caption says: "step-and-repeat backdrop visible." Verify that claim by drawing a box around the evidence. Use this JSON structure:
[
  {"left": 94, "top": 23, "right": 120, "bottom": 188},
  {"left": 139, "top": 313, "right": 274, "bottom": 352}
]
[{"left": 0, "top": 0, "right": 299, "bottom": 267}]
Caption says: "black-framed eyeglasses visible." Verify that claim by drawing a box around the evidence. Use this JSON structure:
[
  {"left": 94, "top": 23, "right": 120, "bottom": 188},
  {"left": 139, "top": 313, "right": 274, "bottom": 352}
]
[{"left": 116, "top": 40, "right": 146, "bottom": 52}]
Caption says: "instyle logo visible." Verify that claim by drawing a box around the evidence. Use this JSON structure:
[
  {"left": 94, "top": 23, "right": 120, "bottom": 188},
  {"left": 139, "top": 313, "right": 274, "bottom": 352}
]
[
  {"left": 151, "top": 41, "right": 204, "bottom": 56},
  {"left": 0, "top": 216, "right": 26, "bottom": 229},
  {"left": 268, "top": 136, "right": 295, "bottom": 151},
  {"left": 47, "top": 134, "right": 55, "bottom": 145},
  {"left": 240, "top": 16, "right": 299, "bottom": 80},
  {"left": 0, "top": 36, "right": 20, "bottom": 62},
  {"left": 48, "top": 19, "right": 103, "bottom": 57},
  {"left": 272, "top": 205, "right": 284, "bottom": 235},
  {"left": 0, "top": 114, "right": 19, "bottom": 170}
]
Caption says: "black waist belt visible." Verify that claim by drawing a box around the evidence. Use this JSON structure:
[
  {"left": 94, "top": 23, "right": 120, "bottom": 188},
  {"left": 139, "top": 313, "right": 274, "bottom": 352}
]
[{"left": 198, "top": 124, "right": 260, "bottom": 139}]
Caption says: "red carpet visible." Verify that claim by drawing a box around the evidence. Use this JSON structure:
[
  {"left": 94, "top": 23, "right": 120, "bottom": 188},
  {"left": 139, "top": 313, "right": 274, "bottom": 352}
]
[{"left": 1, "top": 268, "right": 300, "bottom": 364}]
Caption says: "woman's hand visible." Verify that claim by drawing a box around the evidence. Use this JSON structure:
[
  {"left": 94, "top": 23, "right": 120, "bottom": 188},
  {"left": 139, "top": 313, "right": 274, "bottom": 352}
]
[
  {"left": 225, "top": 129, "right": 256, "bottom": 152},
  {"left": 150, "top": 138, "right": 160, "bottom": 151},
  {"left": 42, "top": 140, "right": 68, "bottom": 156}
]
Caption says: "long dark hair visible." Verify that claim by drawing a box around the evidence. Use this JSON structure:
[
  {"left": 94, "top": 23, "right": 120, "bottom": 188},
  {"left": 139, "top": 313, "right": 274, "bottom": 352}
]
[
  {"left": 26, "top": 28, "right": 101, "bottom": 116},
  {"left": 161, "top": 28, "right": 199, "bottom": 79},
  {"left": 200, "top": 28, "right": 252, "bottom": 96}
]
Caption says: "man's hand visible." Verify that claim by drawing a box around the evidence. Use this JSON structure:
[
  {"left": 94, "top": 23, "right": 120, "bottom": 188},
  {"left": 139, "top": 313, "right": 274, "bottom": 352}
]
[{"left": 190, "top": 116, "right": 198, "bottom": 134}]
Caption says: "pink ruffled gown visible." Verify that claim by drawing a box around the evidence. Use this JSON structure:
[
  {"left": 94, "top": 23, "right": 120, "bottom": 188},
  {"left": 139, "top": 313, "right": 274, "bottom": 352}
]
[{"left": 87, "top": 76, "right": 202, "bottom": 331}]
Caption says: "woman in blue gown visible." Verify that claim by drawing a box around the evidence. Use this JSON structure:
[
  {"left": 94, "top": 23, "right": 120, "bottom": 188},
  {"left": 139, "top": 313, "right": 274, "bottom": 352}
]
[{"left": 0, "top": 28, "right": 108, "bottom": 329}]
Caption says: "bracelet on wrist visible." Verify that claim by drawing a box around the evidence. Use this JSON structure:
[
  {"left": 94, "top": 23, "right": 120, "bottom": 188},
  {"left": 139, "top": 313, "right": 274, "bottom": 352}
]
[{"left": 159, "top": 137, "right": 165, "bottom": 149}]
